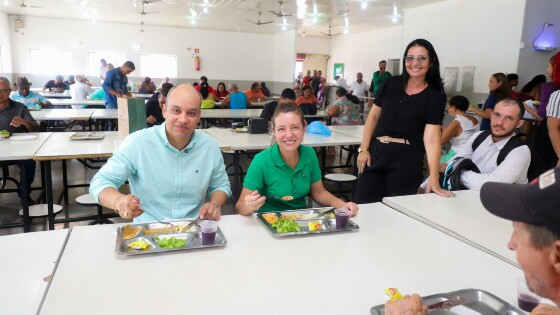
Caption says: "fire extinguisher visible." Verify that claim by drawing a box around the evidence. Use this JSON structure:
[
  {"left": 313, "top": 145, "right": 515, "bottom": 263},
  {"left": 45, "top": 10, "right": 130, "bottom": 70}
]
[{"left": 193, "top": 53, "right": 200, "bottom": 71}]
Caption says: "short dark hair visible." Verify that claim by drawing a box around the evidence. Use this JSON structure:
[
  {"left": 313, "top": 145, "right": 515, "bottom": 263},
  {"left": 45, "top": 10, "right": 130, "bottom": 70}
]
[
  {"left": 100, "top": 59, "right": 106, "bottom": 63},
  {"left": 507, "top": 73, "right": 519, "bottom": 82},
  {"left": 123, "top": 61, "right": 135, "bottom": 70},
  {"left": 301, "top": 85, "right": 312, "bottom": 93},
  {"left": 448, "top": 95, "right": 470, "bottom": 112},
  {"left": 496, "top": 98, "right": 525, "bottom": 119},
  {"left": 250, "top": 82, "right": 260, "bottom": 90},
  {"left": 379, "top": 60, "right": 387, "bottom": 65},
  {"left": 200, "top": 76, "right": 208, "bottom": 82},
  {"left": 280, "top": 88, "right": 296, "bottom": 100},
  {"left": 161, "top": 83, "right": 174, "bottom": 97}
]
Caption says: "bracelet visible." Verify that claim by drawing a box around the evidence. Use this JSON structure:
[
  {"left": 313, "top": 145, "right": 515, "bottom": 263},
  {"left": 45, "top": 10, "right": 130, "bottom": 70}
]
[{"left": 112, "top": 194, "right": 124, "bottom": 214}]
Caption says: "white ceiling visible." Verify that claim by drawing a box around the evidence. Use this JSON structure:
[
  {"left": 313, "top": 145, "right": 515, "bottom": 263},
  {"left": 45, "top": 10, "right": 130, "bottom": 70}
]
[{"left": 0, "top": 0, "right": 444, "bottom": 36}]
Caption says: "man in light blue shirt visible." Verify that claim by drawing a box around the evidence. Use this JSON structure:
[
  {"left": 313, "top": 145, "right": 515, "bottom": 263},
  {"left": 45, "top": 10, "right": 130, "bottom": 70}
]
[
  {"left": 10, "top": 77, "right": 49, "bottom": 110},
  {"left": 90, "top": 84, "right": 231, "bottom": 222}
]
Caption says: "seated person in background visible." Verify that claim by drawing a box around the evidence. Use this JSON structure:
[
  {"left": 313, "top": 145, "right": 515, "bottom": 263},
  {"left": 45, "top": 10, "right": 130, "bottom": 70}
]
[
  {"left": 42, "top": 75, "right": 69, "bottom": 92},
  {"left": 220, "top": 83, "right": 249, "bottom": 109},
  {"left": 245, "top": 82, "right": 267, "bottom": 102},
  {"left": 420, "top": 99, "right": 530, "bottom": 191},
  {"left": 89, "top": 87, "right": 105, "bottom": 100},
  {"left": 90, "top": 84, "right": 231, "bottom": 222},
  {"left": 146, "top": 83, "right": 173, "bottom": 127},
  {"left": 439, "top": 95, "right": 479, "bottom": 163},
  {"left": 64, "top": 75, "right": 75, "bottom": 86},
  {"left": 260, "top": 88, "right": 296, "bottom": 121},
  {"left": 69, "top": 74, "right": 94, "bottom": 109},
  {"left": 0, "top": 77, "right": 39, "bottom": 201},
  {"left": 295, "top": 86, "right": 318, "bottom": 117},
  {"left": 260, "top": 82, "right": 271, "bottom": 97},
  {"left": 139, "top": 77, "right": 156, "bottom": 94},
  {"left": 195, "top": 76, "right": 213, "bottom": 93},
  {"left": 388, "top": 168, "right": 560, "bottom": 315},
  {"left": 199, "top": 82, "right": 216, "bottom": 109},
  {"left": 326, "top": 87, "right": 362, "bottom": 125},
  {"left": 10, "top": 77, "right": 49, "bottom": 110},
  {"left": 213, "top": 82, "right": 229, "bottom": 99},
  {"left": 293, "top": 84, "right": 302, "bottom": 98},
  {"left": 236, "top": 102, "right": 358, "bottom": 216}
]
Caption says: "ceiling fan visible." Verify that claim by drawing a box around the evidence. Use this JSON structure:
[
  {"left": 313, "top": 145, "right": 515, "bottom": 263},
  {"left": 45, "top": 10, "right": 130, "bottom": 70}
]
[
  {"left": 19, "top": 0, "right": 42, "bottom": 9},
  {"left": 321, "top": 25, "right": 342, "bottom": 37},
  {"left": 246, "top": 11, "right": 273, "bottom": 26},
  {"left": 140, "top": 2, "right": 158, "bottom": 15},
  {"left": 134, "top": 0, "right": 162, "bottom": 7},
  {"left": 269, "top": 1, "right": 294, "bottom": 17}
]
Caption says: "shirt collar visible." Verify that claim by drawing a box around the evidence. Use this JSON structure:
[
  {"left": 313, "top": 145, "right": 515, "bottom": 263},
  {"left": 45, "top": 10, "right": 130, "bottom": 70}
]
[
  {"left": 487, "top": 133, "right": 515, "bottom": 150},
  {"left": 157, "top": 121, "right": 197, "bottom": 153},
  {"left": 270, "top": 143, "right": 310, "bottom": 171}
]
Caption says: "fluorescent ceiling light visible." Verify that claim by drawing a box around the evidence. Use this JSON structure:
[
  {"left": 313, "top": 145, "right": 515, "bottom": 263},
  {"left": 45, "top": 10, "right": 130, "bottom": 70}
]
[
  {"left": 345, "top": 17, "right": 349, "bottom": 27},
  {"left": 361, "top": 1, "right": 367, "bottom": 10}
]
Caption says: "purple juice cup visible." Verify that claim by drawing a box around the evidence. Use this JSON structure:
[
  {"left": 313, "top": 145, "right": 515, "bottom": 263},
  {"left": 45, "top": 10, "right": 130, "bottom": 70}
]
[
  {"left": 200, "top": 220, "right": 218, "bottom": 245},
  {"left": 334, "top": 208, "right": 350, "bottom": 229}
]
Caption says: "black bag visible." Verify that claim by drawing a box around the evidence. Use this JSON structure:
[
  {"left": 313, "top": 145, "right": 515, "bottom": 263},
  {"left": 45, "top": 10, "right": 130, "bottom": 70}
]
[
  {"left": 440, "top": 157, "right": 481, "bottom": 191},
  {"left": 248, "top": 118, "right": 268, "bottom": 134}
]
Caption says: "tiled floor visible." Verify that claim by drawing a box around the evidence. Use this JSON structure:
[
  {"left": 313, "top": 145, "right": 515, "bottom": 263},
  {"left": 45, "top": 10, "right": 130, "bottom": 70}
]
[{"left": 0, "top": 147, "right": 355, "bottom": 236}]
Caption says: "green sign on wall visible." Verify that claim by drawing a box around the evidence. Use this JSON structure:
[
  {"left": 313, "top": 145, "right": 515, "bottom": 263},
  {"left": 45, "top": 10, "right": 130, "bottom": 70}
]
[{"left": 333, "top": 63, "right": 344, "bottom": 79}]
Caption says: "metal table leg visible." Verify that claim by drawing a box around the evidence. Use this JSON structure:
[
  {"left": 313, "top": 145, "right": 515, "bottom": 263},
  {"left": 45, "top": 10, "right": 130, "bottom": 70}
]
[
  {"left": 19, "top": 160, "right": 30, "bottom": 232},
  {"left": 233, "top": 150, "right": 240, "bottom": 200},
  {"left": 45, "top": 161, "right": 55, "bottom": 230}
]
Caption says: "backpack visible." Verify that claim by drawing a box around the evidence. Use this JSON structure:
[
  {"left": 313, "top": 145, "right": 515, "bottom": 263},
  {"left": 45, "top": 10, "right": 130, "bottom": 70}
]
[{"left": 471, "top": 130, "right": 525, "bottom": 166}]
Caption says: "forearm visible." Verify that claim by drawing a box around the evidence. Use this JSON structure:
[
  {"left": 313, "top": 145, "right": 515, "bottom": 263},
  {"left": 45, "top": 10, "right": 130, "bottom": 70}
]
[
  {"left": 24, "top": 120, "right": 39, "bottom": 132},
  {"left": 524, "top": 105, "right": 543, "bottom": 121},
  {"left": 425, "top": 133, "right": 442, "bottom": 178},
  {"left": 209, "top": 190, "right": 228, "bottom": 207},
  {"left": 361, "top": 107, "right": 380, "bottom": 148},
  {"left": 97, "top": 187, "right": 124, "bottom": 212},
  {"left": 312, "top": 188, "right": 345, "bottom": 208}
]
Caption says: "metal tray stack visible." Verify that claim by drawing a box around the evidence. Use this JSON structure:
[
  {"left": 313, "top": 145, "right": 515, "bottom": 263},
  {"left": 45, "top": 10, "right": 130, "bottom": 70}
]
[
  {"left": 70, "top": 132, "right": 105, "bottom": 140},
  {"left": 115, "top": 219, "right": 227, "bottom": 255},
  {"left": 370, "top": 289, "right": 523, "bottom": 315},
  {"left": 257, "top": 207, "right": 359, "bottom": 237}
]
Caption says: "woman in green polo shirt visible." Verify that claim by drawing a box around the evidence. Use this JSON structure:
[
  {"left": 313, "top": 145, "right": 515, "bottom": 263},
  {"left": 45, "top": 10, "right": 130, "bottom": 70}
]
[{"left": 236, "top": 102, "right": 358, "bottom": 216}]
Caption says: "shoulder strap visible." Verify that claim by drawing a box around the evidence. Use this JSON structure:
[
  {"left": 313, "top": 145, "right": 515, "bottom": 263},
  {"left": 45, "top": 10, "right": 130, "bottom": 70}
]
[
  {"left": 471, "top": 130, "right": 491, "bottom": 152},
  {"left": 497, "top": 135, "right": 526, "bottom": 166}
]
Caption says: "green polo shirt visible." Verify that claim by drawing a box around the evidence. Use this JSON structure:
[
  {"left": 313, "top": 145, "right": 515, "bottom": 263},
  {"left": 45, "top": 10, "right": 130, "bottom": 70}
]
[{"left": 243, "top": 143, "right": 322, "bottom": 212}]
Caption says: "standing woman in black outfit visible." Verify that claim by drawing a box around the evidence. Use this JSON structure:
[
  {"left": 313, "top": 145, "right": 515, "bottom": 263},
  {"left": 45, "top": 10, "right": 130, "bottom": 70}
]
[{"left": 354, "top": 39, "right": 453, "bottom": 203}]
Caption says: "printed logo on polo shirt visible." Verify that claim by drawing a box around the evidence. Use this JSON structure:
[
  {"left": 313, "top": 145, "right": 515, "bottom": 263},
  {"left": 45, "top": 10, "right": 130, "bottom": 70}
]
[{"left": 539, "top": 168, "right": 555, "bottom": 190}]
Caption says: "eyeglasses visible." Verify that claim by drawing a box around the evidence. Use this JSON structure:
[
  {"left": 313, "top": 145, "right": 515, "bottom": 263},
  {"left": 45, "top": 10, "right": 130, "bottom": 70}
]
[
  {"left": 0, "top": 89, "right": 12, "bottom": 94},
  {"left": 404, "top": 55, "right": 429, "bottom": 63}
]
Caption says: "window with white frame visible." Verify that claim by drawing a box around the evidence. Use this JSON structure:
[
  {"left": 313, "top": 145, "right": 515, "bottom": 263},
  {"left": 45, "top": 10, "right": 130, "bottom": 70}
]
[
  {"left": 140, "top": 54, "right": 177, "bottom": 78},
  {"left": 86, "top": 51, "right": 126, "bottom": 76},
  {"left": 29, "top": 48, "right": 73, "bottom": 75}
]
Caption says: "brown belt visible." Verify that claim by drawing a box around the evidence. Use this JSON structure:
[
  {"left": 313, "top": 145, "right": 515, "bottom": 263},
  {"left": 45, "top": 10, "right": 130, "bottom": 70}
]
[{"left": 376, "top": 136, "right": 410, "bottom": 145}]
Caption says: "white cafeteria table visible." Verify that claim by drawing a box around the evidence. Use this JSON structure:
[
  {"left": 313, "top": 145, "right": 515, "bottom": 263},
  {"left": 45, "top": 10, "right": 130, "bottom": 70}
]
[
  {"left": 383, "top": 190, "right": 518, "bottom": 267},
  {"left": 38, "top": 203, "right": 523, "bottom": 314},
  {"left": 0, "top": 229, "right": 69, "bottom": 315}
]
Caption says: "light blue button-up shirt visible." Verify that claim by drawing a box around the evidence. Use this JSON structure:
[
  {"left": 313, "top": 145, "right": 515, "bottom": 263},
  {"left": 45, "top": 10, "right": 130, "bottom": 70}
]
[
  {"left": 89, "top": 123, "right": 231, "bottom": 222},
  {"left": 10, "top": 91, "right": 47, "bottom": 110}
]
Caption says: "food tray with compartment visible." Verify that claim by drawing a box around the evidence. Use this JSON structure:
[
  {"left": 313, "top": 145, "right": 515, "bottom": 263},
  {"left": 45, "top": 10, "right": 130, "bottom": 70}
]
[
  {"left": 257, "top": 207, "right": 359, "bottom": 237},
  {"left": 115, "top": 219, "right": 227, "bottom": 255},
  {"left": 370, "top": 289, "right": 524, "bottom": 315}
]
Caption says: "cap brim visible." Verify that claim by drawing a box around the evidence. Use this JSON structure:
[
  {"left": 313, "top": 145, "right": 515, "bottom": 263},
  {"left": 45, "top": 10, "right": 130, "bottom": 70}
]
[{"left": 480, "top": 182, "right": 541, "bottom": 225}]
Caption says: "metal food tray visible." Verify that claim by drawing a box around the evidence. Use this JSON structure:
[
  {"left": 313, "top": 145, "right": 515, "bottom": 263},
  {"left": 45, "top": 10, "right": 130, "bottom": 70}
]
[
  {"left": 115, "top": 219, "right": 227, "bottom": 256},
  {"left": 70, "top": 132, "right": 105, "bottom": 140},
  {"left": 257, "top": 207, "right": 359, "bottom": 237},
  {"left": 370, "top": 289, "right": 523, "bottom": 315}
]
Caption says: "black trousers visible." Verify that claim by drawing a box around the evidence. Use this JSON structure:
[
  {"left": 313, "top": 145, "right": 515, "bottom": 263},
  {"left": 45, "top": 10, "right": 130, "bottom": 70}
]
[{"left": 354, "top": 140, "right": 424, "bottom": 203}]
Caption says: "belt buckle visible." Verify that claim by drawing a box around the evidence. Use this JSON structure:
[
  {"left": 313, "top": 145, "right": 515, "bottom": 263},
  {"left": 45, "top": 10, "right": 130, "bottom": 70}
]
[{"left": 379, "top": 136, "right": 390, "bottom": 144}]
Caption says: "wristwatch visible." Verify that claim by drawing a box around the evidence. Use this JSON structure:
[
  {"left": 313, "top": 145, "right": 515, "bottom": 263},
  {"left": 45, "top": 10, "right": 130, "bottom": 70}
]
[{"left": 358, "top": 147, "right": 368, "bottom": 153}]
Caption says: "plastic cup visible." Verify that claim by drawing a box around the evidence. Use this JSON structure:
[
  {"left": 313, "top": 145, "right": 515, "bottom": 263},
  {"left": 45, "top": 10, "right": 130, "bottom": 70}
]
[
  {"left": 334, "top": 208, "right": 350, "bottom": 229},
  {"left": 516, "top": 277, "right": 541, "bottom": 312},
  {"left": 200, "top": 220, "right": 218, "bottom": 245}
]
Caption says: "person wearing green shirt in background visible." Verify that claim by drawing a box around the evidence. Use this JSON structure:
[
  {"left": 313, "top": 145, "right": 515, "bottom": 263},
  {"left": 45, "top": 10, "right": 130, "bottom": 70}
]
[
  {"left": 368, "top": 60, "right": 392, "bottom": 109},
  {"left": 236, "top": 102, "right": 358, "bottom": 216}
]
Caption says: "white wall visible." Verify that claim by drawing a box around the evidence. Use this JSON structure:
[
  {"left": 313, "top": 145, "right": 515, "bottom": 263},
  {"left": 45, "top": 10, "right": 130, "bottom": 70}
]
[
  {"left": 296, "top": 36, "right": 331, "bottom": 55},
  {"left": 517, "top": 0, "right": 560, "bottom": 88},
  {"left": 272, "top": 30, "right": 296, "bottom": 86},
  {"left": 0, "top": 11, "right": 13, "bottom": 75},
  {"left": 328, "top": 25, "right": 403, "bottom": 84},
  {"left": 9, "top": 15, "right": 294, "bottom": 90},
  {"left": 402, "top": 0, "right": 526, "bottom": 94}
]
